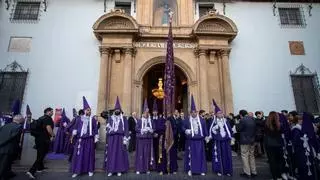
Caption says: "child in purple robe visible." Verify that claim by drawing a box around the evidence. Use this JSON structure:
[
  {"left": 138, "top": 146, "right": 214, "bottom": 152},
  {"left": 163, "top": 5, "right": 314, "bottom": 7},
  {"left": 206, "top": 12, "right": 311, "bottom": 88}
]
[
  {"left": 152, "top": 99, "right": 167, "bottom": 174},
  {"left": 53, "top": 109, "right": 69, "bottom": 153},
  {"left": 63, "top": 108, "right": 78, "bottom": 157},
  {"left": 104, "top": 97, "right": 130, "bottom": 177},
  {"left": 70, "top": 97, "right": 98, "bottom": 178},
  {"left": 135, "top": 99, "right": 155, "bottom": 174},
  {"left": 182, "top": 95, "right": 208, "bottom": 176},
  {"left": 207, "top": 99, "right": 233, "bottom": 176}
]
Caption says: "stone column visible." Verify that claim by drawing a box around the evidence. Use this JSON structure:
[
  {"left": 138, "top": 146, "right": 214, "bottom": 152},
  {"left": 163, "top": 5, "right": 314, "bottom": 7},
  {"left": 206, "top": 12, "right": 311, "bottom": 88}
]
[
  {"left": 97, "top": 47, "right": 111, "bottom": 116},
  {"left": 220, "top": 49, "right": 234, "bottom": 114},
  {"left": 97, "top": 47, "right": 111, "bottom": 143},
  {"left": 198, "top": 49, "right": 209, "bottom": 112},
  {"left": 122, "top": 48, "right": 134, "bottom": 115}
]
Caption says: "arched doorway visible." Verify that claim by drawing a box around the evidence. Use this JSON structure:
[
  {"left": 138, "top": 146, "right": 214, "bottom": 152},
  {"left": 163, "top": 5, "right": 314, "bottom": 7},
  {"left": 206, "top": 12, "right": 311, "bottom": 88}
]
[{"left": 142, "top": 63, "right": 188, "bottom": 115}]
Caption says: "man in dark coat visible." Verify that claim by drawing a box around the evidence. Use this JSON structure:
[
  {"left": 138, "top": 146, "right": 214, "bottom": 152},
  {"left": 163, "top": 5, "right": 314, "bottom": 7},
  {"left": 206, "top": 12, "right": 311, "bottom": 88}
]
[
  {"left": 0, "top": 114, "right": 24, "bottom": 179},
  {"left": 254, "top": 111, "right": 265, "bottom": 157},
  {"left": 236, "top": 110, "right": 257, "bottom": 178},
  {"left": 128, "top": 112, "right": 137, "bottom": 152}
]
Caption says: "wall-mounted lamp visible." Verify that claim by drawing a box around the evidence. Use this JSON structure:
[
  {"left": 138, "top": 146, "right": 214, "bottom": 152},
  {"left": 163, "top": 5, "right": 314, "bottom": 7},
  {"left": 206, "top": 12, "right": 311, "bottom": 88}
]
[
  {"left": 272, "top": 2, "right": 277, "bottom": 16},
  {"left": 133, "top": 0, "right": 136, "bottom": 13},
  {"left": 43, "top": 0, "right": 47, "bottom": 12},
  {"left": 5, "top": 0, "right": 10, "bottom": 10},
  {"left": 104, "top": 0, "right": 107, "bottom": 12},
  {"left": 308, "top": 4, "right": 313, "bottom": 16}
]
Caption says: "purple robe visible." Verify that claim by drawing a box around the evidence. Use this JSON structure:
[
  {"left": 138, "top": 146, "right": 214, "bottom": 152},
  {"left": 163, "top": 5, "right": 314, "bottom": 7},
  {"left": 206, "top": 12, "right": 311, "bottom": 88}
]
[
  {"left": 182, "top": 117, "right": 208, "bottom": 174},
  {"left": 64, "top": 117, "right": 77, "bottom": 156},
  {"left": 291, "top": 124, "right": 318, "bottom": 180},
  {"left": 209, "top": 118, "right": 233, "bottom": 175},
  {"left": 153, "top": 116, "right": 167, "bottom": 172},
  {"left": 53, "top": 117, "right": 70, "bottom": 153},
  {"left": 71, "top": 116, "right": 98, "bottom": 174},
  {"left": 135, "top": 118, "right": 155, "bottom": 173},
  {"left": 104, "top": 115, "right": 129, "bottom": 173}
]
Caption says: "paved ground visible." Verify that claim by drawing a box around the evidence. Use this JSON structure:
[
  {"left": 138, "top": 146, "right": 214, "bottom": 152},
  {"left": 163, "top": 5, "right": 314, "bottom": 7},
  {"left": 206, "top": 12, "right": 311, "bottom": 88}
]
[{"left": 11, "top": 134, "right": 272, "bottom": 179}]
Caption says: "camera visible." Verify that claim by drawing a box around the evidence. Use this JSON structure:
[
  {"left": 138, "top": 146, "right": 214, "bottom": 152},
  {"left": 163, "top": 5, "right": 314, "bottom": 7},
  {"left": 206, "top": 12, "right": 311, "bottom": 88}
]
[{"left": 100, "top": 109, "right": 115, "bottom": 120}]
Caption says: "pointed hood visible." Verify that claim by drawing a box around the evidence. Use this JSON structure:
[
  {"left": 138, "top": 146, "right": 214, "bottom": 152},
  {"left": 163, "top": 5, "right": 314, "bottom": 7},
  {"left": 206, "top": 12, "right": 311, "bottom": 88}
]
[
  {"left": 190, "top": 94, "right": 196, "bottom": 112},
  {"left": 153, "top": 99, "right": 158, "bottom": 112},
  {"left": 61, "top": 108, "right": 66, "bottom": 117},
  {"left": 302, "top": 112, "right": 316, "bottom": 139},
  {"left": 114, "top": 96, "right": 122, "bottom": 110},
  {"left": 26, "top": 105, "right": 32, "bottom": 115},
  {"left": 143, "top": 98, "right": 149, "bottom": 112},
  {"left": 82, "top": 96, "right": 90, "bottom": 110},
  {"left": 11, "top": 100, "right": 21, "bottom": 115},
  {"left": 212, "top": 99, "right": 222, "bottom": 114},
  {"left": 61, "top": 108, "right": 70, "bottom": 123},
  {"left": 72, "top": 108, "right": 77, "bottom": 118},
  {"left": 278, "top": 113, "right": 291, "bottom": 139}
]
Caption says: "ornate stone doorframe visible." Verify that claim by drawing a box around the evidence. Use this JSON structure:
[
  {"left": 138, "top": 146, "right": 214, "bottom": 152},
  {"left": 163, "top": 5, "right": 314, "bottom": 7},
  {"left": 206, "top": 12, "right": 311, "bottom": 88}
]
[
  {"left": 133, "top": 56, "right": 197, "bottom": 115},
  {"left": 93, "top": 9, "right": 238, "bottom": 118}
]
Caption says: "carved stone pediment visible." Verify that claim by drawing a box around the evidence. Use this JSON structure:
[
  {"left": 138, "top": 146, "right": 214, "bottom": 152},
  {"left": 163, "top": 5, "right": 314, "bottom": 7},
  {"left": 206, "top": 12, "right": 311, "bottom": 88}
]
[
  {"left": 98, "top": 17, "right": 136, "bottom": 30},
  {"left": 197, "top": 20, "right": 232, "bottom": 32},
  {"left": 192, "top": 14, "right": 238, "bottom": 41},
  {"left": 93, "top": 12, "right": 139, "bottom": 40}
]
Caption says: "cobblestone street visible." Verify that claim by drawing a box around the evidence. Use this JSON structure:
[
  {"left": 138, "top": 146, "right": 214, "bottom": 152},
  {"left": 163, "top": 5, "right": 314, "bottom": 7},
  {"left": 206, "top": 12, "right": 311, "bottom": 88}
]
[{"left": 10, "top": 134, "right": 272, "bottom": 179}]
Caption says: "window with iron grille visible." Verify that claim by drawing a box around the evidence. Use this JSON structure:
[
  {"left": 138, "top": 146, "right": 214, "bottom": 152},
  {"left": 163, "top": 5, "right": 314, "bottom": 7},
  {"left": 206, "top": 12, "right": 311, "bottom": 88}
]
[
  {"left": 199, "top": 4, "right": 214, "bottom": 18},
  {"left": 115, "top": 2, "right": 131, "bottom": 15},
  {"left": 278, "top": 7, "right": 306, "bottom": 27},
  {"left": 13, "top": 2, "right": 41, "bottom": 21},
  {"left": 290, "top": 65, "right": 320, "bottom": 114},
  {"left": 0, "top": 62, "right": 28, "bottom": 114}
]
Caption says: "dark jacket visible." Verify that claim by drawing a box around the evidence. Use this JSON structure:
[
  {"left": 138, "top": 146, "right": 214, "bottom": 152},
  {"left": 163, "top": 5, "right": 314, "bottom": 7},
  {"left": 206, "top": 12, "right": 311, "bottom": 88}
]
[
  {"left": 0, "top": 122, "right": 22, "bottom": 154},
  {"left": 128, "top": 116, "right": 137, "bottom": 134},
  {"left": 264, "top": 125, "right": 282, "bottom": 147},
  {"left": 37, "top": 115, "right": 54, "bottom": 143},
  {"left": 236, "top": 115, "right": 256, "bottom": 145},
  {"left": 255, "top": 118, "right": 265, "bottom": 141}
]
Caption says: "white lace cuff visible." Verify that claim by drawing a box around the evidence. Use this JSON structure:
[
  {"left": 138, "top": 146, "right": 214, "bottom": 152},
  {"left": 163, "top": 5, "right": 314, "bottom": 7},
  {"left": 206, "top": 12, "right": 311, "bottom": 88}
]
[{"left": 72, "top": 130, "right": 77, "bottom": 135}]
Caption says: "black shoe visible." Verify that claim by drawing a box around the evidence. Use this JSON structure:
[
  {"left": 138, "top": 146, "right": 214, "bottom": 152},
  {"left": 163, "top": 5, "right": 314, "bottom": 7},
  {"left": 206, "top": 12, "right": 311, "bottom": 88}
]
[
  {"left": 240, "top": 173, "right": 251, "bottom": 178},
  {"left": 251, "top": 173, "right": 257, "bottom": 178}
]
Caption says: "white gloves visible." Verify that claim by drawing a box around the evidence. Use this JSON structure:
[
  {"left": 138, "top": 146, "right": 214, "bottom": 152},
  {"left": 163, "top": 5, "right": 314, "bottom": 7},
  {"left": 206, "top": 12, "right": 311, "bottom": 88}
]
[
  {"left": 205, "top": 136, "right": 211, "bottom": 143},
  {"left": 231, "top": 137, "right": 235, "bottom": 145},
  {"left": 63, "top": 122, "right": 67, "bottom": 127},
  {"left": 148, "top": 128, "right": 154, "bottom": 133},
  {"left": 123, "top": 138, "right": 129, "bottom": 145},
  {"left": 94, "top": 135, "right": 99, "bottom": 143},
  {"left": 154, "top": 133, "right": 158, "bottom": 138},
  {"left": 185, "top": 129, "right": 191, "bottom": 135}
]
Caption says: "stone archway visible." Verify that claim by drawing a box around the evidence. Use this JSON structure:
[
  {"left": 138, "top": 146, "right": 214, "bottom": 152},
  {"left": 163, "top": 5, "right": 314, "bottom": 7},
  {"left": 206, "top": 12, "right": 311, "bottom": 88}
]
[
  {"left": 132, "top": 56, "right": 197, "bottom": 115},
  {"left": 136, "top": 56, "right": 196, "bottom": 83}
]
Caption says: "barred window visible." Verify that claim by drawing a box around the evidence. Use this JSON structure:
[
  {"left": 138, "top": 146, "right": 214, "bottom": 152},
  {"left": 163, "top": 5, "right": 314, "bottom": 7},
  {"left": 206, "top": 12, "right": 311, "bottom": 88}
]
[
  {"left": 115, "top": 2, "right": 131, "bottom": 15},
  {"left": 13, "top": 2, "right": 41, "bottom": 21},
  {"left": 199, "top": 4, "right": 213, "bottom": 17},
  {"left": 278, "top": 8, "right": 306, "bottom": 27}
]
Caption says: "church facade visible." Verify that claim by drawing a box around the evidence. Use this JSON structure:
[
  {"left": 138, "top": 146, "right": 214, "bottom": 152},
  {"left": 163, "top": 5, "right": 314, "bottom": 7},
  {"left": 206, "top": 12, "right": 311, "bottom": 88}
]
[{"left": 0, "top": 0, "right": 319, "bottom": 118}]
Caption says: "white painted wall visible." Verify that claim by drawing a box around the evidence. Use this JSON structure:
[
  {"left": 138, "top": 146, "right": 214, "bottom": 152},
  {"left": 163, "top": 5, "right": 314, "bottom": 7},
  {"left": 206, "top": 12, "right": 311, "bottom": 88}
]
[
  {"left": 0, "top": 1, "right": 319, "bottom": 117},
  {"left": 0, "top": 0, "right": 113, "bottom": 117},
  {"left": 218, "top": 2, "right": 320, "bottom": 114}
]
